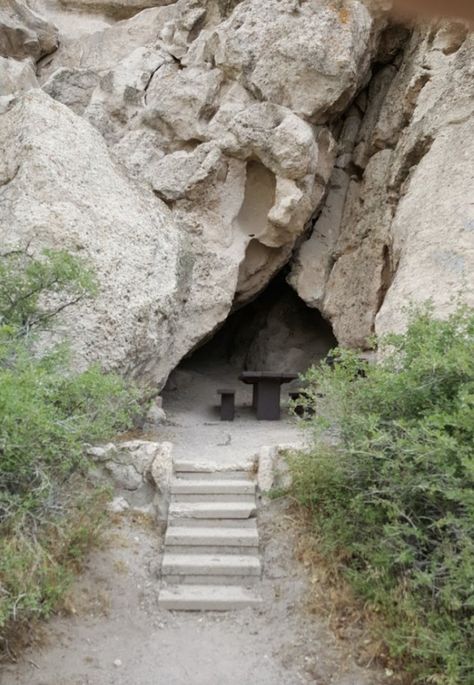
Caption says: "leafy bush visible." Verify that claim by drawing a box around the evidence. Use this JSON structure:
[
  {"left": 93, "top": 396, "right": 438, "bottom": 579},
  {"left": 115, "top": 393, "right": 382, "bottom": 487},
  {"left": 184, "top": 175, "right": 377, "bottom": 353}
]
[
  {"left": 0, "top": 246, "right": 97, "bottom": 339},
  {"left": 289, "top": 305, "right": 474, "bottom": 684},
  {"left": 0, "top": 247, "right": 140, "bottom": 649}
]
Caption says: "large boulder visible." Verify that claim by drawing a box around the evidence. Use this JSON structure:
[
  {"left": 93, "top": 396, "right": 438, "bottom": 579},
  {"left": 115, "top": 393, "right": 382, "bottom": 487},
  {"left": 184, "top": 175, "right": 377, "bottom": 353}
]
[
  {"left": 210, "top": 0, "right": 379, "bottom": 122},
  {"left": 0, "top": 91, "right": 181, "bottom": 383}
]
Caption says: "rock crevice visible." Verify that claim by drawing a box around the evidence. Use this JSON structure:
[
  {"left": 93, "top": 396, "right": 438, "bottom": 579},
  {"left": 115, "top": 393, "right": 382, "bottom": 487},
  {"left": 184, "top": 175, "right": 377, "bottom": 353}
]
[{"left": 290, "top": 23, "right": 474, "bottom": 347}]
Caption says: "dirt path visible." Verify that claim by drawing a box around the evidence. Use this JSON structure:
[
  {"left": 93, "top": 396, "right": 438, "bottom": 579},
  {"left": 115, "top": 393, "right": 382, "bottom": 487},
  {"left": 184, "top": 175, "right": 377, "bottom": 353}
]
[
  {"left": 1, "top": 508, "right": 386, "bottom": 685},
  {"left": 1, "top": 363, "right": 388, "bottom": 685}
]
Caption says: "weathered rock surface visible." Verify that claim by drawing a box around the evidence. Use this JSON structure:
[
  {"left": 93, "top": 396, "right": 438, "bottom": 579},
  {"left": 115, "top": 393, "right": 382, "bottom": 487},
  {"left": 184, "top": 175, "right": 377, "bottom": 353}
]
[
  {"left": 3, "top": 0, "right": 472, "bottom": 375},
  {"left": 0, "top": 90, "right": 180, "bottom": 382},
  {"left": 257, "top": 445, "right": 293, "bottom": 495},
  {"left": 0, "top": 0, "right": 58, "bottom": 61},
  {"left": 88, "top": 440, "right": 173, "bottom": 518},
  {"left": 290, "top": 24, "right": 474, "bottom": 346},
  {"left": 2, "top": 0, "right": 376, "bottom": 381},
  {"left": 57, "top": 0, "right": 173, "bottom": 19},
  {"left": 0, "top": 90, "right": 263, "bottom": 385},
  {"left": 36, "top": 5, "right": 173, "bottom": 75},
  {"left": 43, "top": 66, "right": 100, "bottom": 114},
  {"left": 210, "top": 0, "right": 378, "bottom": 122},
  {"left": 0, "top": 56, "right": 38, "bottom": 95}
]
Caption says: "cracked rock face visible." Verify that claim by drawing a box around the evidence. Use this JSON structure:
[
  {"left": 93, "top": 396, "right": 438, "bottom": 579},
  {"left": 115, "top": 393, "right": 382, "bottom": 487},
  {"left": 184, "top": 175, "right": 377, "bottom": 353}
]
[
  {"left": 290, "top": 23, "right": 474, "bottom": 347},
  {"left": 1, "top": 0, "right": 472, "bottom": 379}
]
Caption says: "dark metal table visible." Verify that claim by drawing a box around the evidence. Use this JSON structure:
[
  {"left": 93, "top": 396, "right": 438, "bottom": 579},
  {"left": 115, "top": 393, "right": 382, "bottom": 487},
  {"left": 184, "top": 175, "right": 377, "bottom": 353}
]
[{"left": 239, "top": 371, "right": 298, "bottom": 421}]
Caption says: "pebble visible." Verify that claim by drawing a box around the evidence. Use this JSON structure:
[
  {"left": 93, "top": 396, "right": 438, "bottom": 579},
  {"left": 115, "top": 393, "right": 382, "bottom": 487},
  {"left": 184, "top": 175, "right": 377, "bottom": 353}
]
[{"left": 113, "top": 659, "right": 122, "bottom": 668}]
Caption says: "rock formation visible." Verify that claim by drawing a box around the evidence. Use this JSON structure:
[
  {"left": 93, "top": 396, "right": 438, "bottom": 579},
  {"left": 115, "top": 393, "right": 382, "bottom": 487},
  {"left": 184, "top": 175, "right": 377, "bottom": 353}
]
[
  {"left": 0, "top": 0, "right": 472, "bottom": 383},
  {"left": 290, "top": 22, "right": 474, "bottom": 346},
  {"left": 0, "top": 0, "right": 58, "bottom": 61},
  {"left": 88, "top": 440, "right": 173, "bottom": 518}
]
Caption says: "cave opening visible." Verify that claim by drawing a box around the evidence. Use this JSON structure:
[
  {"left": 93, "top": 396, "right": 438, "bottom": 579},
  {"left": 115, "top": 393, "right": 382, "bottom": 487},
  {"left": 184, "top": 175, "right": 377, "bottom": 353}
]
[{"left": 163, "top": 269, "right": 337, "bottom": 421}]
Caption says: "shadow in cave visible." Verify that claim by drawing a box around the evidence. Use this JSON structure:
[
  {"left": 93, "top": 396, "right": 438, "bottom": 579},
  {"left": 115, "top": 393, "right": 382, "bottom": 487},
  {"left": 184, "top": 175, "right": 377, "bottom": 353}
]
[
  {"left": 162, "top": 271, "right": 328, "bottom": 458},
  {"left": 179, "top": 269, "right": 337, "bottom": 379}
]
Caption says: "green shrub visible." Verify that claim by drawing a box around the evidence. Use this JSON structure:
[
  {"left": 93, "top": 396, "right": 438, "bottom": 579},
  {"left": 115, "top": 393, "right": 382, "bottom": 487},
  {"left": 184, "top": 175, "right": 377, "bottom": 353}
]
[
  {"left": 0, "top": 247, "right": 140, "bottom": 648},
  {"left": 0, "top": 246, "right": 97, "bottom": 339},
  {"left": 289, "top": 305, "right": 474, "bottom": 684}
]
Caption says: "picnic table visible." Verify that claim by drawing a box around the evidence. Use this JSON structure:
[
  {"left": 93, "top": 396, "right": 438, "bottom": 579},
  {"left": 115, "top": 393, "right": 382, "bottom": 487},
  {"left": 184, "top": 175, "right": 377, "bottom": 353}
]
[{"left": 239, "top": 371, "right": 298, "bottom": 421}]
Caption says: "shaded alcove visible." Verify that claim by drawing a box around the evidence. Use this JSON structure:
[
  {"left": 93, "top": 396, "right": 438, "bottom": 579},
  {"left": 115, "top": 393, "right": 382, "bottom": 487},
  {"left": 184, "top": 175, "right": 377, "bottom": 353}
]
[{"left": 174, "top": 269, "right": 337, "bottom": 379}]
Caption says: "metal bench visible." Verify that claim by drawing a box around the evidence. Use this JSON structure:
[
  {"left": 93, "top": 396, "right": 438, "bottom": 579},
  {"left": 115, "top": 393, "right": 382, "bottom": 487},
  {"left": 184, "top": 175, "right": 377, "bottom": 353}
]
[{"left": 217, "top": 388, "right": 235, "bottom": 421}]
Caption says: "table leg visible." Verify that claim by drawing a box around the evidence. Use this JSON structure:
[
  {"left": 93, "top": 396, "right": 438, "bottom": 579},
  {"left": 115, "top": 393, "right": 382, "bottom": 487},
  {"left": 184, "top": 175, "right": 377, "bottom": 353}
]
[
  {"left": 252, "top": 383, "right": 259, "bottom": 411},
  {"left": 256, "top": 380, "right": 281, "bottom": 421}
]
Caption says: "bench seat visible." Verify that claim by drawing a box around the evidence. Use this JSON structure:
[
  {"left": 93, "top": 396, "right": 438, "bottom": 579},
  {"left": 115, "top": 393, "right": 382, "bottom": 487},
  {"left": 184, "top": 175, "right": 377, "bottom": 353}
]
[{"left": 217, "top": 388, "right": 235, "bottom": 421}]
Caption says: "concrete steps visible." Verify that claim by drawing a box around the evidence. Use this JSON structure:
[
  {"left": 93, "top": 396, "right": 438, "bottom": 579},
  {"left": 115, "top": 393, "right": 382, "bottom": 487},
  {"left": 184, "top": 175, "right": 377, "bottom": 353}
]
[
  {"left": 162, "top": 553, "right": 261, "bottom": 577},
  {"left": 158, "top": 585, "right": 261, "bottom": 611},
  {"left": 162, "top": 575, "right": 260, "bottom": 586},
  {"left": 172, "top": 493, "right": 256, "bottom": 504},
  {"left": 165, "top": 525, "right": 259, "bottom": 547},
  {"left": 174, "top": 463, "right": 254, "bottom": 477},
  {"left": 171, "top": 478, "right": 256, "bottom": 495},
  {"left": 158, "top": 465, "right": 262, "bottom": 611},
  {"left": 168, "top": 518, "right": 257, "bottom": 528},
  {"left": 169, "top": 501, "right": 257, "bottom": 520}
]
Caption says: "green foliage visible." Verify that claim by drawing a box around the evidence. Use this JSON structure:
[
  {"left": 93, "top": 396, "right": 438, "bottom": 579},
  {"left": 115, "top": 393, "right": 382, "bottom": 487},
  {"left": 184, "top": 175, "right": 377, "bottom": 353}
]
[
  {"left": 289, "top": 305, "right": 474, "bottom": 684},
  {"left": 0, "top": 247, "right": 140, "bottom": 647},
  {"left": 0, "top": 482, "right": 109, "bottom": 636},
  {"left": 0, "top": 246, "right": 97, "bottom": 339}
]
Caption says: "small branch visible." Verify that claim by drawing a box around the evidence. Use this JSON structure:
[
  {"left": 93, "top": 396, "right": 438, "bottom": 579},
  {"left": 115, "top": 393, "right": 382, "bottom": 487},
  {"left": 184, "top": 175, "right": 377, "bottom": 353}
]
[
  {"left": 0, "top": 240, "right": 33, "bottom": 260},
  {"left": 25, "top": 295, "right": 85, "bottom": 330}
]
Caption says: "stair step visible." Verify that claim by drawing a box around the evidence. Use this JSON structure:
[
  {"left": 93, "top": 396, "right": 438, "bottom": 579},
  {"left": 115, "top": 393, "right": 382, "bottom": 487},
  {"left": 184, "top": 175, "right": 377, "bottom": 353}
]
[
  {"left": 175, "top": 471, "right": 254, "bottom": 481},
  {"left": 169, "top": 502, "right": 256, "bottom": 520},
  {"left": 171, "top": 479, "right": 255, "bottom": 495},
  {"left": 168, "top": 518, "right": 258, "bottom": 529},
  {"left": 165, "top": 545, "right": 258, "bottom": 554},
  {"left": 174, "top": 462, "right": 255, "bottom": 475},
  {"left": 172, "top": 493, "right": 256, "bottom": 504},
  {"left": 165, "top": 526, "right": 258, "bottom": 547},
  {"left": 161, "top": 462, "right": 262, "bottom": 611},
  {"left": 158, "top": 585, "right": 261, "bottom": 611},
  {"left": 161, "top": 553, "right": 261, "bottom": 577},
  {"left": 162, "top": 574, "right": 260, "bottom": 586}
]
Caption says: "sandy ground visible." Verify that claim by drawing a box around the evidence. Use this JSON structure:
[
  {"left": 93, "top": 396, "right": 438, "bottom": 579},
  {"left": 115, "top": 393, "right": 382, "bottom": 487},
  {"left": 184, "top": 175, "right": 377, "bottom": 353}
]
[{"left": 1, "top": 360, "right": 388, "bottom": 685}]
